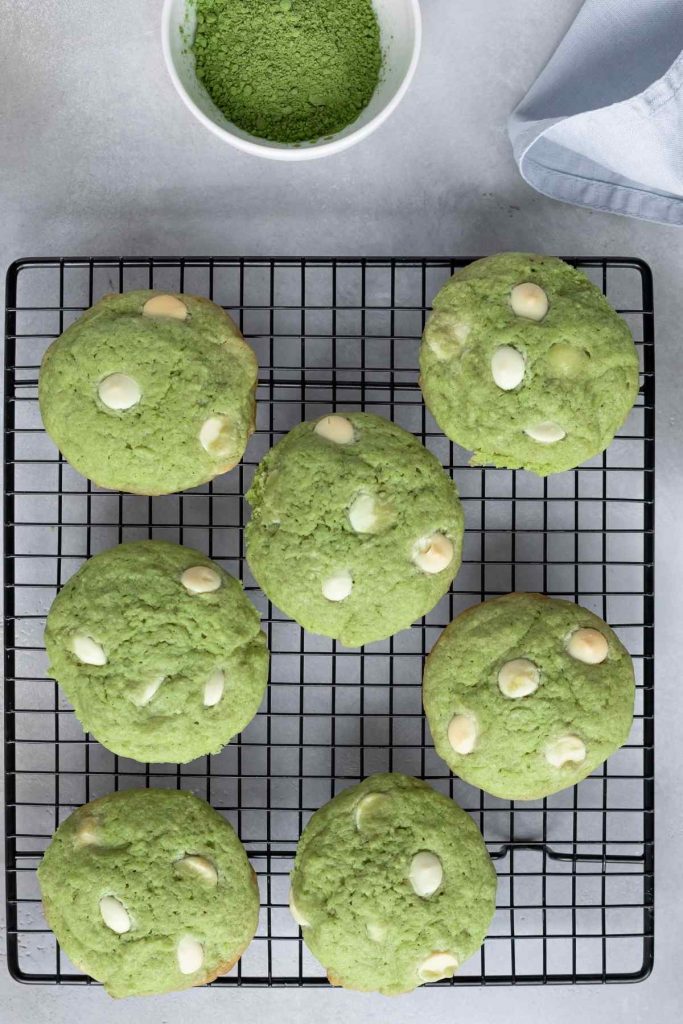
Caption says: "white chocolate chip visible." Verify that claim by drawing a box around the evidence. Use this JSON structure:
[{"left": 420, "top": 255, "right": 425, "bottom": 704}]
[
  {"left": 314, "top": 415, "right": 354, "bottom": 445},
  {"left": 566, "top": 628, "right": 609, "bottom": 665},
  {"left": 142, "top": 294, "right": 188, "bottom": 320},
  {"left": 409, "top": 852, "right": 443, "bottom": 898},
  {"left": 177, "top": 936, "right": 204, "bottom": 975},
  {"left": 203, "top": 669, "right": 225, "bottom": 707},
  {"left": 322, "top": 572, "right": 353, "bottom": 602},
  {"left": 354, "top": 791, "right": 389, "bottom": 831},
  {"left": 76, "top": 816, "right": 99, "bottom": 846},
  {"left": 547, "top": 343, "right": 589, "bottom": 375},
  {"left": 199, "top": 415, "right": 234, "bottom": 460},
  {"left": 418, "top": 952, "right": 459, "bottom": 983},
  {"left": 99, "top": 896, "right": 130, "bottom": 934},
  {"left": 498, "top": 658, "right": 540, "bottom": 699},
  {"left": 72, "top": 635, "right": 106, "bottom": 666},
  {"left": 181, "top": 565, "right": 221, "bottom": 594},
  {"left": 491, "top": 345, "right": 525, "bottom": 391},
  {"left": 425, "top": 317, "right": 471, "bottom": 361},
  {"left": 98, "top": 373, "right": 141, "bottom": 411},
  {"left": 176, "top": 855, "right": 218, "bottom": 886},
  {"left": 447, "top": 714, "right": 477, "bottom": 755},
  {"left": 366, "top": 922, "right": 386, "bottom": 942},
  {"left": 545, "top": 735, "right": 587, "bottom": 768},
  {"left": 348, "top": 493, "right": 377, "bottom": 534},
  {"left": 510, "top": 282, "right": 549, "bottom": 321},
  {"left": 132, "top": 674, "right": 165, "bottom": 707},
  {"left": 288, "top": 889, "right": 310, "bottom": 928},
  {"left": 524, "top": 421, "right": 566, "bottom": 444},
  {"left": 413, "top": 534, "right": 454, "bottom": 575}
]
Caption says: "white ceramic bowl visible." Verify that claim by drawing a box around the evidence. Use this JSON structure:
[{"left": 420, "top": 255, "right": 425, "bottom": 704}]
[{"left": 161, "top": 0, "right": 421, "bottom": 161}]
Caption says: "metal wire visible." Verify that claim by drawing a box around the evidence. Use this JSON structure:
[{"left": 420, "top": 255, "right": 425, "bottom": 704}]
[{"left": 3, "top": 257, "right": 654, "bottom": 987}]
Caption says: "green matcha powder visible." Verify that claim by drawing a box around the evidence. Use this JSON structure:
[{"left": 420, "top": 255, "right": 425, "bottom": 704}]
[{"left": 192, "top": 0, "right": 382, "bottom": 144}]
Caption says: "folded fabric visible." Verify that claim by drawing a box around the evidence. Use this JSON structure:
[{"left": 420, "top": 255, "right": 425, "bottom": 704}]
[{"left": 508, "top": 0, "right": 683, "bottom": 225}]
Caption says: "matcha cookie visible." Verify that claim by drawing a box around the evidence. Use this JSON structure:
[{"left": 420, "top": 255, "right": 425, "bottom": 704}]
[
  {"left": 44, "top": 540, "right": 269, "bottom": 764},
  {"left": 423, "top": 593, "right": 635, "bottom": 800},
  {"left": 37, "top": 788, "right": 259, "bottom": 997},
  {"left": 39, "top": 290, "right": 258, "bottom": 494},
  {"left": 420, "top": 253, "right": 639, "bottom": 475},
  {"left": 288, "top": 773, "right": 497, "bottom": 994},
  {"left": 245, "top": 413, "right": 464, "bottom": 647}
]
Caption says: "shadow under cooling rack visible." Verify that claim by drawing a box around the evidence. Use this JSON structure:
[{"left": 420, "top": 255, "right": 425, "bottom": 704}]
[{"left": 3, "top": 257, "right": 654, "bottom": 987}]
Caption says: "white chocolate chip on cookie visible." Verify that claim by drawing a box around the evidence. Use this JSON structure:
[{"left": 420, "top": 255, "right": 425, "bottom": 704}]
[
  {"left": 199, "top": 415, "right": 234, "bottom": 459},
  {"left": 142, "top": 294, "right": 188, "bottom": 320},
  {"left": 545, "top": 735, "right": 586, "bottom": 768},
  {"left": 409, "top": 851, "right": 443, "bottom": 898},
  {"left": 348, "top": 493, "right": 377, "bottom": 534},
  {"left": 547, "top": 343, "right": 589, "bottom": 376},
  {"left": 76, "top": 816, "right": 100, "bottom": 847},
  {"left": 181, "top": 565, "right": 221, "bottom": 594},
  {"left": 177, "top": 936, "right": 204, "bottom": 974},
  {"left": 322, "top": 572, "right": 353, "bottom": 602},
  {"left": 99, "top": 896, "right": 131, "bottom": 934},
  {"left": 72, "top": 635, "right": 106, "bottom": 666},
  {"left": 98, "top": 373, "right": 141, "bottom": 411},
  {"left": 366, "top": 921, "right": 386, "bottom": 942},
  {"left": 314, "top": 415, "right": 355, "bottom": 444},
  {"left": 567, "top": 628, "right": 609, "bottom": 665},
  {"left": 491, "top": 346, "right": 525, "bottom": 391},
  {"left": 203, "top": 669, "right": 225, "bottom": 707},
  {"left": 176, "top": 855, "right": 218, "bottom": 886},
  {"left": 354, "top": 792, "right": 388, "bottom": 831},
  {"left": 524, "top": 421, "right": 566, "bottom": 444},
  {"left": 413, "top": 534, "right": 454, "bottom": 575},
  {"left": 289, "top": 889, "right": 310, "bottom": 928},
  {"left": 425, "top": 317, "right": 471, "bottom": 360},
  {"left": 131, "top": 675, "right": 165, "bottom": 707},
  {"left": 418, "top": 952, "right": 459, "bottom": 983},
  {"left": 510, "top": 282, "right": 549, "bottom": 321},
  {"left": 498, "top": 658, "right": 540, "bottom": 699},
  {"left": 447, "top": 713, "right": 477, "bottom": 755}
]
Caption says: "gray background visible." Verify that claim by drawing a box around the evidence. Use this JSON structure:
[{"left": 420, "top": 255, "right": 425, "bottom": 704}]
[{"left": 0, "top": 0, "right": 681, "bottom": 1021}]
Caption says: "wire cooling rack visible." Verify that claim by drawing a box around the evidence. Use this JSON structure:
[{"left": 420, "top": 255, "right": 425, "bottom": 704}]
[{"left": 3, "top": 257, "right": 654, "bottom": 987}]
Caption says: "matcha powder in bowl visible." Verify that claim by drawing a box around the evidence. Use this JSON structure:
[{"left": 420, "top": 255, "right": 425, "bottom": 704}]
[{"left": 191, "top": 0, "right": 383, "bottom": 144}]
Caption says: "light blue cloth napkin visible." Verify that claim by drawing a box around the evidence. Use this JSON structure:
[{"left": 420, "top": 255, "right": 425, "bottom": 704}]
[{"left": 508, "top": 0, "right": 683, "bottom": 225}]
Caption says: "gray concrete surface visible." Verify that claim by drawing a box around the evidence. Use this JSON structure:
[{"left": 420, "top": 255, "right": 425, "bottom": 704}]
[{"left": 1, "top": 0, "right": 681, "bottom": 1021}]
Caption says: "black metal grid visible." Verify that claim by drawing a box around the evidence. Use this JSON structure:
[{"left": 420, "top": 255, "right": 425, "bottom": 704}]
[{"left": 3, "top": 256, "right": 654, "bottom": 987}]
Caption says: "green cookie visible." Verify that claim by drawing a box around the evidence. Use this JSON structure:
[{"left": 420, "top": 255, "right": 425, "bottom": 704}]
[
  {"left": 289, "top": 773, "right": 497, "bottom": 994},
  {"left": 44, "top": 540, "right": 269, "bottom": 764},
  {"left": 245, "top": 413, "right": 464, "bottom": 647},
  {"left": 37, "top": 789, "right": 259, "bottom": 997},
  {"left": 420, "top": 253, "right": 639, "bottom": 475},
  {"left": 39, "top": 290, "right": 258, "bottom": 494},
  {"left": 423, "top": 593, "right": 635, "bottom": 800}
]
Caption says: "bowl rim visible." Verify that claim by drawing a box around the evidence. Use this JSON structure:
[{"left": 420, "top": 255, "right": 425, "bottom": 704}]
[{"left": 161, "top": 0, "right": 422, "bottom": 162}]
